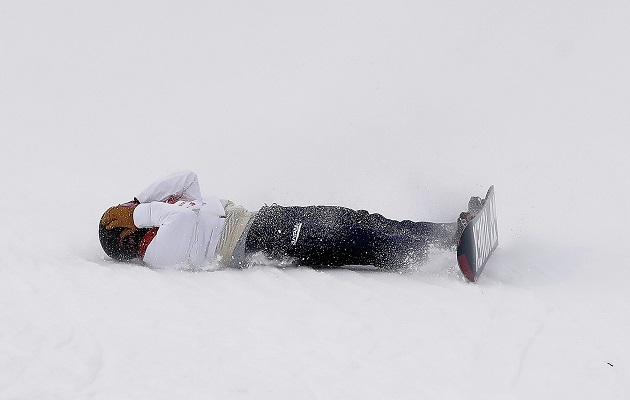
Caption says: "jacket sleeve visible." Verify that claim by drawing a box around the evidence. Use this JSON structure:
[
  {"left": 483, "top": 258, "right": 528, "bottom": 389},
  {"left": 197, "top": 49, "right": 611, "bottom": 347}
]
[
  {"left": 133, "top": 202, "right": 197, "bottom": 268},
  {"left": 136, "top": 170, "right": 202, "bottom": 203}
]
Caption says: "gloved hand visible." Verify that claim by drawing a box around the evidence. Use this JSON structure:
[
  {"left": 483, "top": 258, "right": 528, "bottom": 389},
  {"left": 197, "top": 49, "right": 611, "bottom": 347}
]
[{"left": 101, "top": 202, "right": 138, "bottom": 238}]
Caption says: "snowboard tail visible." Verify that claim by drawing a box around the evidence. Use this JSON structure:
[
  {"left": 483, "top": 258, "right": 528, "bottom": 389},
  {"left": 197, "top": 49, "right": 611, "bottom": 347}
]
[{"left": 457, "top": 186, "right": 498, "bottom": 282}]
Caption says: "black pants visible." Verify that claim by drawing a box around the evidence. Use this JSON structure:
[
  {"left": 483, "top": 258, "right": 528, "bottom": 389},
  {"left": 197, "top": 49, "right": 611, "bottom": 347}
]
[{"left": 244, "top": 205, "right": 457, "bottom": 270}]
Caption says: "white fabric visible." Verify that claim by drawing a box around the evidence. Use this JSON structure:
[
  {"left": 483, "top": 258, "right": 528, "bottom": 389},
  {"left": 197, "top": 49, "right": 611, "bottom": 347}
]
[
  {"left": 132, "top": 171, "right": 226, "bottom": 269},
  {"left": 215, "top": 202, "right": 254, "bottom": 263}
]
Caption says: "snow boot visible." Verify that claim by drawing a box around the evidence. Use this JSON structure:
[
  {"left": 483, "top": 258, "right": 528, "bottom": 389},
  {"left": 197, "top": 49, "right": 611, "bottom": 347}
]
[{"left": 468, "top": 196, "right": 485, "bottom": 215}]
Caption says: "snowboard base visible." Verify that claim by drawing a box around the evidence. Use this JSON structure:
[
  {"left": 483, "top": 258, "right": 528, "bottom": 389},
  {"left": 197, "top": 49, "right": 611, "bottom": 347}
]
[{"left": 456, "top": 186, "right": 498, "bottom": 282}]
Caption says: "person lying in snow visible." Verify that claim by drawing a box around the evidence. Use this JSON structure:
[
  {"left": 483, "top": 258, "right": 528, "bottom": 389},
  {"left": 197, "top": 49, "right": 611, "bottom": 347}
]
[{"left": 99, "top": 170, "right": 481, "bottom": 270}]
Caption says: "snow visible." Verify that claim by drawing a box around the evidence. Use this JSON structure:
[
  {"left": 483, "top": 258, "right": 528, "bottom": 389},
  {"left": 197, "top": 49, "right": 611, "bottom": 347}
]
[{"left": 1, "top": 1, "right": 629, "bottom": 399}]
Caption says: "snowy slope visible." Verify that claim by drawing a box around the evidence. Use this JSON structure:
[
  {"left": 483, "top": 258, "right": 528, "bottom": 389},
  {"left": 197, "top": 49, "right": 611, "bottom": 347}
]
[{"left": 1, "top": 1, "right": 629, "bottom": 399}]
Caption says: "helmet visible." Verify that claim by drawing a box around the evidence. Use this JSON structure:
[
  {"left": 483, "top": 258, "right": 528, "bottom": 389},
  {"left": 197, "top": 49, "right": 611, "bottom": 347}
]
[{"left": 99, "top": 214, "right": 147, "bottom": 261}]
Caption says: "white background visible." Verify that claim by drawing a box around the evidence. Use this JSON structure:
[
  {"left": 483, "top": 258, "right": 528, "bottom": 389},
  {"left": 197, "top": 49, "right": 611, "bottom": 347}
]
[{"left": 1, "top": 1, "right": 629, "bottom": 399}]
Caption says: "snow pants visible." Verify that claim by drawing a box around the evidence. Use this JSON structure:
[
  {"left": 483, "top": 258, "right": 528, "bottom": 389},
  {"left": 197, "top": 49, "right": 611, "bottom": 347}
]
[{"left": 244, "top": 205, "right": 457, "bottom": 270}]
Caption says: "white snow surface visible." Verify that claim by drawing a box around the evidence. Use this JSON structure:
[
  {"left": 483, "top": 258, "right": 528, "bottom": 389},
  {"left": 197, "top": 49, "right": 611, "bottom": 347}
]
[{"left": 2, "top": 1, "right": 629, "bottom": 399}]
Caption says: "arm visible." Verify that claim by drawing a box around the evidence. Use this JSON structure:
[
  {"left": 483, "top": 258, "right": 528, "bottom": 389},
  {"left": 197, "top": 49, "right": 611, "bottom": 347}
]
[
  {"left": 136, "top": 170, "right": 202, "bottom": 203},
  {"left": 133, "top": 202, "right": 197, "bottom": 268}
]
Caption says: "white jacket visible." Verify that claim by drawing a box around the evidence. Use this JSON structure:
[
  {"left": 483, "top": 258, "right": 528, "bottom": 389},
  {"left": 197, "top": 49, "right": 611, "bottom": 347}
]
[{"left": 132, "top": 171, "right": 226, "bottom": 269}]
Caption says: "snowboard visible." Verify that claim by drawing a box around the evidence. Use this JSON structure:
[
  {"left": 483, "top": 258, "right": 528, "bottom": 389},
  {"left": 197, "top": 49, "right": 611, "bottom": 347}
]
[{"left": 456, "top": 186, "right": 498, "bottom": 282}]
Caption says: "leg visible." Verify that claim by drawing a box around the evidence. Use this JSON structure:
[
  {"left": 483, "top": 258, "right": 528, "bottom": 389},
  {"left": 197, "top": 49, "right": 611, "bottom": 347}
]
[
  {"left": 354, "top": 210, "right": 458, "bottom": 249},
  {"left": 245, "top": 205, "right": 457, "bottom": 270}
]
